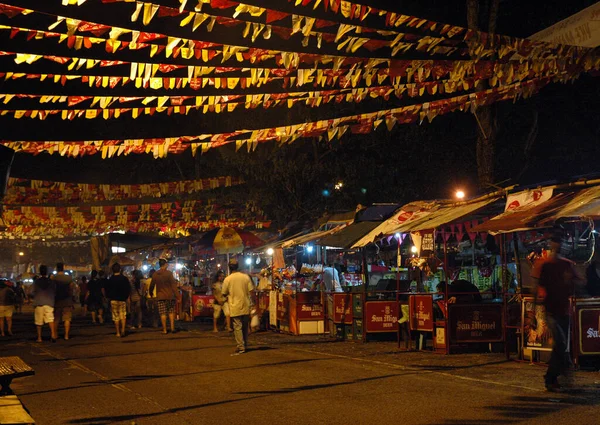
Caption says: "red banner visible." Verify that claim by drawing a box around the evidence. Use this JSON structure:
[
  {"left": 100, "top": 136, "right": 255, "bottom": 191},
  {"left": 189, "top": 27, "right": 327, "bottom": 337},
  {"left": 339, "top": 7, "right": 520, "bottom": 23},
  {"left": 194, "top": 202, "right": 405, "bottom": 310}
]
[
  {"left": 579, "top": 307, "right": 600, "bottom": 355},
  {"left": 365, "top": 301, "right": 398, "bottom": 332},
  {"left": 333, "top": 293, "right": 353, "bottom": 324},
  {"left": 409, "top": 295, "right": 434, "bottom": 332}
]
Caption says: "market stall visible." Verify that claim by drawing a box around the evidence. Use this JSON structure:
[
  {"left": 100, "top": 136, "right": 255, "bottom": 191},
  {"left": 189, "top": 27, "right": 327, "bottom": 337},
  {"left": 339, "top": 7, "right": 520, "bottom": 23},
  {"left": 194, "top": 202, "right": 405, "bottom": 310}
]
[
  {"left": 472, "top": 182, "right": 600, "bottom": 364},
  {"left": 352, "top": 192, "right": 508, "bottom": 351}
]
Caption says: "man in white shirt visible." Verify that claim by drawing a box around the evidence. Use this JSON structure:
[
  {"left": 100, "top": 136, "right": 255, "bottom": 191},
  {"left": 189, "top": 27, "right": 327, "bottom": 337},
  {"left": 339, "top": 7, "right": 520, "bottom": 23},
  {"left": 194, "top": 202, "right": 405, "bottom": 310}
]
[
  {"left": 323, "top": 265, "right": 344, "bottom": 292},
  {"left": 222, "top": 259, "right": 254, "bottom": 355}
]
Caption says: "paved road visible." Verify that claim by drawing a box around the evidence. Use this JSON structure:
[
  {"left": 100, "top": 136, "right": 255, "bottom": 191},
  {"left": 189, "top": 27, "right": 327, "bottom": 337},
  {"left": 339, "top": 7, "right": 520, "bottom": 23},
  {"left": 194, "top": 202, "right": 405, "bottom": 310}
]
[{"left": 2, "top": 308, "right": 600, "bottom": 425}]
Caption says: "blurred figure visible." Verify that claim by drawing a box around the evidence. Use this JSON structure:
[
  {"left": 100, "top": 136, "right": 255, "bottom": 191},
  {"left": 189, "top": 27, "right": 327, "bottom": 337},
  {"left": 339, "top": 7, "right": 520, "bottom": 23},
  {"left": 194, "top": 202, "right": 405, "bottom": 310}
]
[
  {"left": 32, "top": 265, "right": 57, "bottom": 343},
  {"left": 537, "top": 231, "right": 577, "bottom": 392},
  {"left": 0, "top": 279, "right": 15, "bottom": 336}
]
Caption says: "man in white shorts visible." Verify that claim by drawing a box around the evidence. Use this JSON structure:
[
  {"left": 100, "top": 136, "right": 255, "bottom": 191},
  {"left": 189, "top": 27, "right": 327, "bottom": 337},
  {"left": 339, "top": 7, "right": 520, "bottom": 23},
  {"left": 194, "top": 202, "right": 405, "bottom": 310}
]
[{"left": 32, "top": 265, "right": 58, "bottom": 342}]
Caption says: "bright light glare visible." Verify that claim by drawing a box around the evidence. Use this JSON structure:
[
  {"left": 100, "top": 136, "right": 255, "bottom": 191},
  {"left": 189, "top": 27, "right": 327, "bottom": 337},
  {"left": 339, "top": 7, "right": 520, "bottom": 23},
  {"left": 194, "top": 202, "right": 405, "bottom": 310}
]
[
  {"left": 245, "top": 258, "right": 252, "bottom": 265},
  {"left": 306, "top": 245, "right": 314, "bottom": 253},
  {"left": 410, "top": 246, "right": 418, "bottom": 254},
  {"left": 266, "top": 248, "right": 274, "bottom": 256},
  {"left": 395, "top": 233, "right": 401, "bottom": 239},
  {"left": 334, "top": 181, "right": 344, "bottom": 190},
  {"left": 18, "top": 252, "right": 24, "bottom": 256},
  {"left": 455, "top": 190, "right": 465, "bottom": 200},
  {"left": 111, "top": 246, "right": 126, "bottom": 253},
  {"left": 217, "top": 264, "right": 221, "bottom": 268},
  {"left": 175, "top": 263, "right": 184, "bottom": 270}
]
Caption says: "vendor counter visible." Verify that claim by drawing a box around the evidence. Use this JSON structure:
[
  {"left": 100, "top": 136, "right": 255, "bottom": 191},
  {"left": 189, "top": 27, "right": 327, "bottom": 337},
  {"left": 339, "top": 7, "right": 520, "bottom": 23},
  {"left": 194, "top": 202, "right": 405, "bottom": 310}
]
[
  {"left": 192, "top": 294, "right": 215, "bottom": 317},
  {"left": 273, "top": 291, "right": 325, "bottom": 335}
]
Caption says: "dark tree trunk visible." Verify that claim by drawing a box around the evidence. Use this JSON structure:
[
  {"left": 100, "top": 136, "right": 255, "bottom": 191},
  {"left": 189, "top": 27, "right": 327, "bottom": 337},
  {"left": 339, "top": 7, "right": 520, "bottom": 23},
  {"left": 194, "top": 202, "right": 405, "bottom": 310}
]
[{"left": 467, "top": 0, "right": 500, "bottom": 190}]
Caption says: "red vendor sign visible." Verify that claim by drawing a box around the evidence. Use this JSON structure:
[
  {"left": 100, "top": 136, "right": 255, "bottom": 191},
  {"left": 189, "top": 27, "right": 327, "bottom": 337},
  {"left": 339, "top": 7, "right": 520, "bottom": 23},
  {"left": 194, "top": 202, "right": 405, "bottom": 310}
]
[
  {"left": 579, "top": 307, "right": 600, "bottom": 355},
  {"left": 409, "top": 295, "right": 434, "bottom": 332},
  {"left": 365, "top": 301, "right": 398, "bottom": 333},
  {"left": 449, "top": 304, "right": 504, "bottom": 343},
  {"left": 333, "top": 293, "right": 353, "bottom": 324}
]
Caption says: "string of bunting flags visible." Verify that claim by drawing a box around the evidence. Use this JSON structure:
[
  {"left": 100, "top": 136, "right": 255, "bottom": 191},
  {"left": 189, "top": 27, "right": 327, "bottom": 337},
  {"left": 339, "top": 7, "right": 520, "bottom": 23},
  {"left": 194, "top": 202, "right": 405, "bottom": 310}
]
[
  {"left": 0, "top": 0, "right": 597, "bottom": 158},
  {"left": 4, "top": 176, "right": 245, "bottom": 204},
  {"left": 0, "top": 76, "right": 577, "bottom": 157}
]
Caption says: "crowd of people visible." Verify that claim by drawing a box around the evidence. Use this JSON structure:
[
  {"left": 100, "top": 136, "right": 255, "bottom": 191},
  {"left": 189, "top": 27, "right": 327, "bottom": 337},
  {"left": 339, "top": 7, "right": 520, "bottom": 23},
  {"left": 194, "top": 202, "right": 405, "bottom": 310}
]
[
  {"left": 0, "top": 260, "right": 181, "bottom": 341},
  {"left": 0, "top": 258, "right": 256, "bottom": 355}
]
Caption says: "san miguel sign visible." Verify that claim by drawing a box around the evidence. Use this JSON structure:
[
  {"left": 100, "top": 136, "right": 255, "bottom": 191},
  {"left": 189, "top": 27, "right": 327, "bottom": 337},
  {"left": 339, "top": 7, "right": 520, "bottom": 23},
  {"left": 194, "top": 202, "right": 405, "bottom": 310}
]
[
  {"left": 449, "top": 304, "right": 504, "bottom": 343},
  {"left": 579, "top": 308, "right": 600, "bottom": 355}
]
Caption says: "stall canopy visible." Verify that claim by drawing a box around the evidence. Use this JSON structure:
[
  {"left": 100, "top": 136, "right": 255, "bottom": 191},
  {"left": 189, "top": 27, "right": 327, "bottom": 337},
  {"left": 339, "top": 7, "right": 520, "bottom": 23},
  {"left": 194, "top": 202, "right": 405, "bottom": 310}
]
[
  {"left": 352, "top": 193, "right": 503, "bottom": 248},
  {"left": 473, "top": 184, "right": 600, "bottom": 234},
  {"left": 280, "top": 224, "right": 349, "bottom": 249},
  {"left": 319, "top": 221, "right": 382, "bottom": 250}
]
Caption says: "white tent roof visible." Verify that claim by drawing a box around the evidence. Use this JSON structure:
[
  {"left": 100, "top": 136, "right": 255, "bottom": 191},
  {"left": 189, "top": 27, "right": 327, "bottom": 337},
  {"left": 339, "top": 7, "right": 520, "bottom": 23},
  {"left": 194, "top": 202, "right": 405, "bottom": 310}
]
[{"left": 352, "top": 195, "right": 501, "bottom": 248}]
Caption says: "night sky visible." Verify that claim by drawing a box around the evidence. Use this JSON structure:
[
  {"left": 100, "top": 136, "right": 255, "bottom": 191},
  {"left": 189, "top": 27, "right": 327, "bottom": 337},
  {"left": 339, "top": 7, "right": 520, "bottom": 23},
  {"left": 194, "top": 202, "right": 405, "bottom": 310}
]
[{"left": 1, "top": 0, "right": 598, "bottom": 226}]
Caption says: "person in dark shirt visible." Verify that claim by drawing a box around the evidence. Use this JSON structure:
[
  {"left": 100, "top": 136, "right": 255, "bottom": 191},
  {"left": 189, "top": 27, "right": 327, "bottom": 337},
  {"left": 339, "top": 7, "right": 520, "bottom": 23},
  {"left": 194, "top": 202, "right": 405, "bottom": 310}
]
[
  {"left": 537, "top": 232, "right": 577, "bottom": 392},
  {"left": 585, "top": 255, "right": 600, "bottom": 297},
  {"left": 106, "top": 263, "right": 130, "bottom": 337},
  {"left": 86, "top": 270, "right": 105, "bottom": 324},
  {"left": 438, "top": 280, "right": 482, "bottom": 304}
]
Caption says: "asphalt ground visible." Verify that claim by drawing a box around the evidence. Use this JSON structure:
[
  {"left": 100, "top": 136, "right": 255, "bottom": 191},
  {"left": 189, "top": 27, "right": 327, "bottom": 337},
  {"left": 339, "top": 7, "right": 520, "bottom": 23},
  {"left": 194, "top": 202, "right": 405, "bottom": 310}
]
[{"left": 2, "top": 306, "right": 600, "bottom": 425}]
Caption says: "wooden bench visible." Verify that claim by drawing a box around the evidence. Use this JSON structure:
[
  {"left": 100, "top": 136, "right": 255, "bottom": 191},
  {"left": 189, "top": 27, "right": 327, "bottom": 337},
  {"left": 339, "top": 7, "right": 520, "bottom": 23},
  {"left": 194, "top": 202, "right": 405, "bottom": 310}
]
[{"left": 0, "top": 357, "right": 34, "bottom": 396}]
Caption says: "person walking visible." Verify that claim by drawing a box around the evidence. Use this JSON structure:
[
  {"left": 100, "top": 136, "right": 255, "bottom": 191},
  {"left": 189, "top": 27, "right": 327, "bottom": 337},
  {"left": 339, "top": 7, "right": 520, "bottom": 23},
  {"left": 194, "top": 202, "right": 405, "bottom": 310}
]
[
  {"left": 222, "top": 259, "right": 254, "bottom": 355},
  {"left": 32, "top": 265, "right": 57, "bottom": 343},
  {"left": 149, "top": 259, "right": 179, "bottom": 334},
  {"left": 212, "top": 270, "right": 232, "bottom": 332},
  {"left": 86, "top": 270, "right": 105, "bottom": 324},
  {"left": 79, "top": 276, "right": 88, "bottom": 317},
  {"left": 13, "top": 282, "right": 25, "bottom": 314},
  {"left": 105, "top": 263, "right": 130, "bottom": 337},
  {"left": 53, "top": 263, "right": 75, "bottom": 340},
  {"left": 129, "top": 270, "right": 144, "bottom": 329},
  {"left": 0, "top": 279, "right": 15, "bottom": 337},
  {"left": 143, "top": 269, "right": 158, "bottom": 328},
  {"left": 97, "top": 270, "right": 111, "bottom": 324},
  {"left": 537, "top": 231, "right": 577, "bottom": 392}
]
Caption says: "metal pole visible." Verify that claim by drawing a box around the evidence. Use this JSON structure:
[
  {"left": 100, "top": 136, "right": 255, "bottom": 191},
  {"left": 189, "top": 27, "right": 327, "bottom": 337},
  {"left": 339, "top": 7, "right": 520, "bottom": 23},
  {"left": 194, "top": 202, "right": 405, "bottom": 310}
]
[
  {"left": 443, "top": 230, "right": 450, "bottom": 355},
  {"left": 396, "top": 236, "right": 401, "bottom": 348}
]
